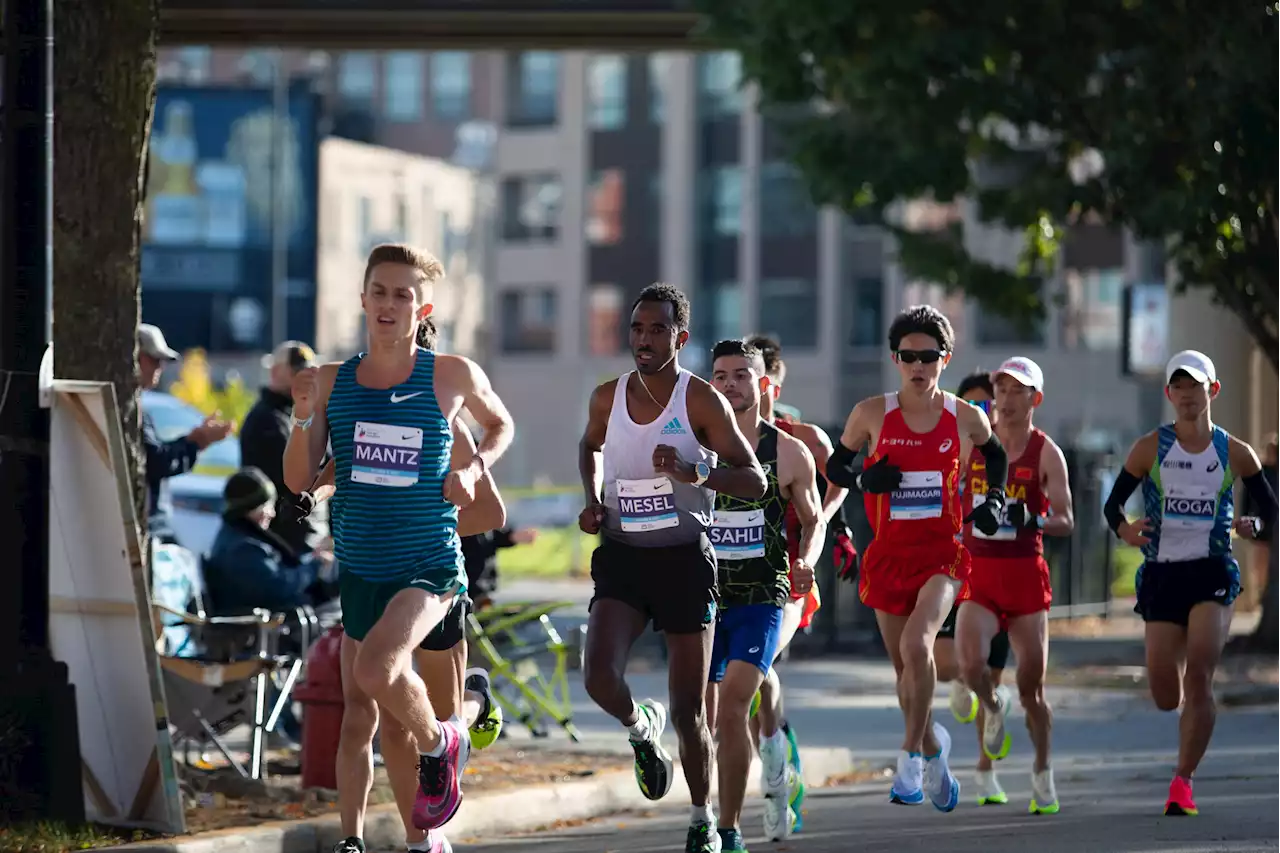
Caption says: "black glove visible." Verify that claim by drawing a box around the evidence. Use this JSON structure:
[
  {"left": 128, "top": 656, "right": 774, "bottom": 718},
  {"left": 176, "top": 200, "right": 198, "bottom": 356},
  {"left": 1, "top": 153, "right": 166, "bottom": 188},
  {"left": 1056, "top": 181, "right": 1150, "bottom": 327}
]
[
  {"left": 293, "top": 491, "right": 317, "bottom": 521},
  {"left": 964, "top": 490, "right": 1006, "bottom": 537},
  {"left": 858, "top": 456, "right": 903, "bottom": 495},
  {"left": 1005, "top": 501, "right": 1041, "bottom": 530}
]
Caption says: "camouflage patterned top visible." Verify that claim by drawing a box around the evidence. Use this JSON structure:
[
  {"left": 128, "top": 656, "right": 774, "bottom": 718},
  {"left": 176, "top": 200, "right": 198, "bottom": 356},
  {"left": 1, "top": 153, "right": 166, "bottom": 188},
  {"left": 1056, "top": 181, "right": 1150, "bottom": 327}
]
[{"left": 710, "top": 420, "right": 790, "bottom": 608}]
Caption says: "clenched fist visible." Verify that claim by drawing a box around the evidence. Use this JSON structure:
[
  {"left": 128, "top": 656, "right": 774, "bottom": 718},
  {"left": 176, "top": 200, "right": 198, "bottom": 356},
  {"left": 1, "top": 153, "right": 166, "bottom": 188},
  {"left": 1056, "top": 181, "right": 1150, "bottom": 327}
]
[{"left": 292, "top": 367, "right": 319, "bottom": 419}]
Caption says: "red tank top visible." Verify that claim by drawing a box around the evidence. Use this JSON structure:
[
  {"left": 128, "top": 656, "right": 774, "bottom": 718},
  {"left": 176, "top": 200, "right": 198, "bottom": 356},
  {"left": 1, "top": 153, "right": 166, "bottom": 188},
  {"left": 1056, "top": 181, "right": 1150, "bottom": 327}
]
[
  {"left": 963, "top": 428, "right": 1047, "bottom": 558},
  {"left": 863, "top": 392, "right": 964, "bottom": 549}
]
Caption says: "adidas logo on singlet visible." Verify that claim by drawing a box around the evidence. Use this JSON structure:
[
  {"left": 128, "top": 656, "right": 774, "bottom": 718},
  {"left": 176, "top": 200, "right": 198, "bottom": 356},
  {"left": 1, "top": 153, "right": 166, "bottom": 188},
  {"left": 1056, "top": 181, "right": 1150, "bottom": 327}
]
[{"left": 660, "top": 417, "right": 687, "bottom": 435}]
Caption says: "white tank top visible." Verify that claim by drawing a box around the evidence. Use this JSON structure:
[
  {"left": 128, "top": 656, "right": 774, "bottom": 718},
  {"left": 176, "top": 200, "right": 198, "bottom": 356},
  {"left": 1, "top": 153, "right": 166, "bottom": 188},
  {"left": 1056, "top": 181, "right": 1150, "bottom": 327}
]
[
  {"left": 1144, "top": 425, "right": 1234, "bottom": 563},
  {"left": 601, "top": 369, "right": 717, "bottom": 547}
]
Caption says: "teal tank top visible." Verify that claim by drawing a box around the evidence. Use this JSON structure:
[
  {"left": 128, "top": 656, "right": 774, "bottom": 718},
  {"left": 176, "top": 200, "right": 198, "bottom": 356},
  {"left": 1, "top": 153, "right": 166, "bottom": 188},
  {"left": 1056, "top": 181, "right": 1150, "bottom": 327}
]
[{"left": 327, "top": 351, "right": 463, "bottom": 586}]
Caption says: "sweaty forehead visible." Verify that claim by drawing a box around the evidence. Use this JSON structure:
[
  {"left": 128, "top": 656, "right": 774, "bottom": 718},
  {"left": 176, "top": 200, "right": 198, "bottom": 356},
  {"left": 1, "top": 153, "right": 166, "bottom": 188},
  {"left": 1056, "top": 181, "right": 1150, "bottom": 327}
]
[
  {"left": 368, "top": 262, "right": 426, "bottom": 291},
  {"left": 713, "top": 355, "right": 755, "bottom": 375},
  {"left": 632, "top": 301, "right": 674, "bottom": 325}
]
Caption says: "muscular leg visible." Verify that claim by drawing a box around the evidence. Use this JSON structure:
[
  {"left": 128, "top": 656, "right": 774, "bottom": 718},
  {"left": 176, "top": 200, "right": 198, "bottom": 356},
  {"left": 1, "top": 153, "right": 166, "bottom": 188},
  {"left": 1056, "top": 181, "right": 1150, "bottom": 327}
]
[
  {"left": 352, "top": 588, "right": 456, "bottom": 752},
  {"left": 889, "top": 574, "right": 956, "bottom": 754},
  {"left": 1176, "top": 603, "right": 1232, "bottom": 778},
  {"left": 337, "top": 635, "right": 380, "bottom": 840},
  {"left": 1145, "top": 622, "right": 1188, "bottom": 713},
  {"left": 934, "top": 636, "right": 960, "bottom": 683},
  {"left": 666, "top": 629, "right": 716, "bottom": 808},
  {"left": 1007, "top": 612, "right": 1051, "bottom": 772},
  {"left": 956, "top": 602, "right": 1001, "bottom": 713},
  {"left": 714, "top": 661, "right": 768, "bottom": 830},
  {"left": 756, "top": 600, "right": 803, "bottom": 740},
  {"left": 582, "top": 598, "right": 648, "bottom": 723}
]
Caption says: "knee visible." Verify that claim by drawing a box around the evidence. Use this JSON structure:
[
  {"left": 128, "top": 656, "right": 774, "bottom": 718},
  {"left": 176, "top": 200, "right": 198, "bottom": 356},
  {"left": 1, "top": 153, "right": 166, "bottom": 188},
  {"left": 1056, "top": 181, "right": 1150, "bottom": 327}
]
[
  {"left": 582, "top": 656, "right": 622, "bottom": 703},
  {"left": 1150, "top": 679, "right": 1183, "bottom": 712},
  {"left": 352, "top": 653, "right": 396, "bottom": 700},
  {"left": 1017, "top": 677, "right": 1048, "bottom": 714},
  {"left": 898, "top": 635, "right": 932, "bottom": 674},
  {"left": 1182, "top": 665, "right": 1216, "bottom": 704},
  {"left": 757, "top": 668, "right": 779, "bottom": 702},
  {"left": 340, "top": 698, "right": 379, "bottom": 745}
]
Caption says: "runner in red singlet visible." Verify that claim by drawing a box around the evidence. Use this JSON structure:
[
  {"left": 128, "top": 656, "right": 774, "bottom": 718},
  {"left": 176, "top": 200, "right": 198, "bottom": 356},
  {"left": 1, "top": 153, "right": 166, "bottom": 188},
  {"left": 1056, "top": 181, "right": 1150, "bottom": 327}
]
[
  {"left": 743, "top": 335, "right": 854, "bottom": 833},
  {"left": 955, "top": 357, "right": 1074, "bottom": 816},
  {"left": 826, "top": 305, "right": 1009, "bottom": 812}
]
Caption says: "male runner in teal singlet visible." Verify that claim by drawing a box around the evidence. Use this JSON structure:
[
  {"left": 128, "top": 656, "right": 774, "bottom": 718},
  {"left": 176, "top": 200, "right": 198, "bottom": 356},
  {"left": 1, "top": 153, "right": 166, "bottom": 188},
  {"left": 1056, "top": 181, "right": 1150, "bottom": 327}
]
[
  {"left": 284, "top": 244, "right": 515, "bottom": 853},
  {"left": 706, "top": 339, "right": 824, "bottom": 851},
  {"left": 578, "top": 284, "right": 767, "bottom": 853},
  {"left": 1103, "top": 350, "right": 1276, "bottom": 816}
]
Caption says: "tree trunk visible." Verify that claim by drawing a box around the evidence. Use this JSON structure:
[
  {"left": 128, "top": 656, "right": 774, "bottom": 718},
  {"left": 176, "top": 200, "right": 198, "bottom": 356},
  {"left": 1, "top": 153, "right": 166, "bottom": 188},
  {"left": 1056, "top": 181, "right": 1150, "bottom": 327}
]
[{"left": 52, "top": 0, "right": 159, "bottom": 525}]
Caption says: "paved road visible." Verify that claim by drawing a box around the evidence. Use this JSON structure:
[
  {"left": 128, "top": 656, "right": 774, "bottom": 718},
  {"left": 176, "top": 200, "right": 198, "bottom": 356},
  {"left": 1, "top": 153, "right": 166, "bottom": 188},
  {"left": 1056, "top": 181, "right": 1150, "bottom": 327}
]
[{"left": 439, "top": 672, "right": 1278, "bottom": 852}]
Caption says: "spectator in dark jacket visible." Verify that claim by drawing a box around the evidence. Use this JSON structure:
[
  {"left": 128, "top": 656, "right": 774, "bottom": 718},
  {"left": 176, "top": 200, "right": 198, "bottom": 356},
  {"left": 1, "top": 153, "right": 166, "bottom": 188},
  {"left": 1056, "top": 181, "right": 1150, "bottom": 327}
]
[
  {"left": 240, "top": 341, "right": 319, "bottom": 554},
  {"left": 203, "top": 466, "right": 322, "bottom": 617},
  {"left": 462, "top": 526, "right": 538, "bottom": 607},
  {"left": 138, "top": 323, "right": 232, "bottom": 543}
]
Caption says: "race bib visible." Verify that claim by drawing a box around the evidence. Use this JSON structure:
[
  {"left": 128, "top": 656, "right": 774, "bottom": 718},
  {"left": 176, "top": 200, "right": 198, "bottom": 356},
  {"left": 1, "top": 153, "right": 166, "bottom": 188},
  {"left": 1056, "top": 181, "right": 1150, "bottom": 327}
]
[
  {"left": 350, "top": 421, "right": 422, "bottom": 488},
  {"left": 617, "top": 477, "right": 680, "bottom": 533},
  {"left": 972, "top": 493, "right": 1019, "bottom": 541},
  {"left": 709, "top": 509, "right": 766, "bottom": 561},
  {"left": 890, "top": 471, "right": 943, "bottom": 521},
  {"left": 1162, "top": 485, "right": 1217, "bottom": 532}
]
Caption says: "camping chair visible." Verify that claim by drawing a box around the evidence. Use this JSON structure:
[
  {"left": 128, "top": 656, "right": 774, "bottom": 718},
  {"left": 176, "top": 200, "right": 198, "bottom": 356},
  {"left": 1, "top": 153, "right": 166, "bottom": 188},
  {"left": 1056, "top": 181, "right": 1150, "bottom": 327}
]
[
  {"left": 149, "top": 542, "right": 305, "bottom": 780},
  {"left": 465, "top": 600, "right": 585, "bottom": 741}
]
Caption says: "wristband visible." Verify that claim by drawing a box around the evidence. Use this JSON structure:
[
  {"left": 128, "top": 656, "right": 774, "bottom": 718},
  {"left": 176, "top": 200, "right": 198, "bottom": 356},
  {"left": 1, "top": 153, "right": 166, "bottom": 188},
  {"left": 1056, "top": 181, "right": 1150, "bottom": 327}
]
[{"left": 291, "top": 413, "right": 314, "bottom": 431}]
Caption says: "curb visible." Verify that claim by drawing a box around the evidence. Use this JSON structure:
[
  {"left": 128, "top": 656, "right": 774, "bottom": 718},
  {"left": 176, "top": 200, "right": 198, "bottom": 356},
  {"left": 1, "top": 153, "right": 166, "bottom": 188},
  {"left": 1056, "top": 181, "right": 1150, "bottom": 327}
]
[{"left": 97, "top": 745, "right": 858, "bottom": 852}]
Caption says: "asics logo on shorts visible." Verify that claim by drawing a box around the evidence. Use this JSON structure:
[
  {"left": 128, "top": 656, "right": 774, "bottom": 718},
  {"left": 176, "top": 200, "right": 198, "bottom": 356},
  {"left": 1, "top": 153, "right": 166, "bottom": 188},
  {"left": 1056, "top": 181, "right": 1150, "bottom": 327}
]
[{"left": 660, "top": 417, "right": 687, "bottom": 435}]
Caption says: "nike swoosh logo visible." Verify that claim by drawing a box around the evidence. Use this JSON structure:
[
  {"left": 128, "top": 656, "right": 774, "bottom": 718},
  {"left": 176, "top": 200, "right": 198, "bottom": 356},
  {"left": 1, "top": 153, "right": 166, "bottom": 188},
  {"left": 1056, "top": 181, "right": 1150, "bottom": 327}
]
[{"left": 390, "top": 392, "right": 424, "bottom": 403}]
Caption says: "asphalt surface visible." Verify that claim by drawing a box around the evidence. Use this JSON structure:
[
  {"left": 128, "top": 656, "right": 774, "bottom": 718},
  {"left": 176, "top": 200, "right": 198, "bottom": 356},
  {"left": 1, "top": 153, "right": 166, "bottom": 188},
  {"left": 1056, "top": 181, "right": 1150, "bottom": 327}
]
[{"left": 437, "top": 700, "right": 1278, "bottom": 853}]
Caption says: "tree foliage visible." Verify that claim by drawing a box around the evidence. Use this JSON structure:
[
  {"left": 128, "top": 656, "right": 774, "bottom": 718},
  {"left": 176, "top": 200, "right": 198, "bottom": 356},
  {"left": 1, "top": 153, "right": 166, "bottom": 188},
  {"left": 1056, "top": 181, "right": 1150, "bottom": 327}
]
[{"left": 697, "top": 0, "right": 1278, "bottom": 366}]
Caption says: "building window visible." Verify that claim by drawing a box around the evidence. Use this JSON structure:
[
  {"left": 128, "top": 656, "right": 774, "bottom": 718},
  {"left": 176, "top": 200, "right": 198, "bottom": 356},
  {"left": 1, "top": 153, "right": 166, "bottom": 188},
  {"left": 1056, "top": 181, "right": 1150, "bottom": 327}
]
[
  {"left": 648, "top": 53, "right": 671, "bottom": 123},
  {"left": 500, "top": 175, "right": 562, "bottom": 242},
  {"left": 705, "top": 167, "right": 742, "bottom": 236},
  {"left": 587, "top": 283, "right": 625, "bottom": 356},
  {"left": 760, "top": 162, "right": 816, "bottom": 236},
  {"left": 338, "top": 52, "right": 377, "bottom": 104},
  {"left": 697, "top": 52, "right": 743, "bottom": 118},
  {"left": 587, "top": 169, "right": 625, "bottom": 245},
  {"left": 758, "top": 278, "right": 818, "bottom": 349},
  {"left": 1060, "top": 268, "right": 1123, "bottom": 350},
  {"left": 587, "top": 54, "right": 627, "bottom": 130},
  {"left": 849, "top": 276, "right": 883, "bottom": 347},
  {"left": 500, "top": 288, "right": 558, "bottom": 353},
  {"left": 507, "top": 52, "right": 559, "bottom": 127},
  {"left": 383, "top": 52, "right": 424, "bottom": 121},
  {"left": 429, "top": 51, "right": 471, "bottom": 120},
  {"left": 710, "top": 282, "right": 743, "bottom": 343}
]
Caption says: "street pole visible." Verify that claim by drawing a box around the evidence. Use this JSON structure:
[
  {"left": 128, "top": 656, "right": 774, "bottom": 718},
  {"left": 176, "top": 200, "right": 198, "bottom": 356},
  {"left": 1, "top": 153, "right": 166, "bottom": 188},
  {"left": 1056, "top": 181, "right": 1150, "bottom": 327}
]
[
  {"left": 269, "top": 48, "right": 289, "bottom": 347},
  {"left": 0, "top": 0, "right": 85, "bottom": 823}
]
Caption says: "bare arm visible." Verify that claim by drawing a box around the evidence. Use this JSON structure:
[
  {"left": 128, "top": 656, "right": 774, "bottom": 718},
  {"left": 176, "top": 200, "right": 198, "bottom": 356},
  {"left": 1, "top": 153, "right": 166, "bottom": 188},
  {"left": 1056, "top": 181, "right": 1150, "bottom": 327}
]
[
  {"left": 792, "top": 421, "right": 848, "bottom": 522},
  {"left": 781, "top": 434, "right": 826, "bottom": 567},
  {"left": 839, "top": 400, "right": 875, "bottom": 454},
  {"left": 311, "top": 458, "right": 336, "bottom": 503},
  {"left": 688, "top": 382, "right": 767, "bottom": 499},
  {"left": 443, "top": 355, "right": 515, "bottom": 478},
  {"left": 451, "top": 420, "right": 507, "bottom": 536},
  {"left": 1039, "top": 437, "right": 1075, "bottom": 537},
  {"left": 282, "top": 364, "right": 336, "bottom": 495},
  {"left": 579, "top": 382, "right": 613, "bottom": 506}
]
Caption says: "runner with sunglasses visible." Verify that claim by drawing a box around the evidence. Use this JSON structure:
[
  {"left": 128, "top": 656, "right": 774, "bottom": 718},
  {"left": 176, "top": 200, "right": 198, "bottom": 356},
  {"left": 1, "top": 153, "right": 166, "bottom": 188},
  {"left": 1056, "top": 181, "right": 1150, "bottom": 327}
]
[{"left": 825, "top": 305, "right": 1009, "bottom": 812}]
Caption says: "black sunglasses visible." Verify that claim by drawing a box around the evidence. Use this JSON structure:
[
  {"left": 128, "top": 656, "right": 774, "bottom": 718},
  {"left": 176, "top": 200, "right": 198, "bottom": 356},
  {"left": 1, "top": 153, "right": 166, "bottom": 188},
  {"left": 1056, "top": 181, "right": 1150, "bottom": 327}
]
[{"left": 895, "top": 349, "right": 945, "bottom": 364}]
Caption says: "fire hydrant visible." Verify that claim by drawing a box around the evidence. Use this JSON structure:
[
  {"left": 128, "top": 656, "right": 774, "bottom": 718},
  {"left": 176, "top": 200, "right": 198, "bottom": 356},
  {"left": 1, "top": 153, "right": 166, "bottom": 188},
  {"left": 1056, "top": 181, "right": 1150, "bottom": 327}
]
[{"left": 295, "top": 625, "right": 344, "bottom": 791}]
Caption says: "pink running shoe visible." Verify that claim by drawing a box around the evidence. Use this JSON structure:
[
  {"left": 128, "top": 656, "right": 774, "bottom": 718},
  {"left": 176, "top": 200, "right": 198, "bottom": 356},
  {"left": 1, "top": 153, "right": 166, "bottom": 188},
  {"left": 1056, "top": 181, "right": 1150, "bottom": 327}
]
[{"left": 412, "top": 720, "right": 469, "bottom": 830}]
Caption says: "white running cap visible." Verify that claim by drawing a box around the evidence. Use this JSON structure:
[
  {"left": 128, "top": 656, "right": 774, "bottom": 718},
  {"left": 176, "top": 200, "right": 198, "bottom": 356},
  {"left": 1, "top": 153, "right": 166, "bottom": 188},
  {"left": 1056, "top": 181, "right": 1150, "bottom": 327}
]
[
  {"left": 991, "top": 356, "right": 1044, "bottom": 392},
  {"left": 1165, "top": 349, "right": 1217, "bottom": 385}
]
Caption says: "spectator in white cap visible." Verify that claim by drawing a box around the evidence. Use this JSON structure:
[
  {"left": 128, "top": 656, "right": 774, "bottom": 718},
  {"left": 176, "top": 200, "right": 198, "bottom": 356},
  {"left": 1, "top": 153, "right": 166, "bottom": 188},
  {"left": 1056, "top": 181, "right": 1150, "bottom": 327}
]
[
  {"left": 1101, "top": 346, "right": 1277, "bottom": 817},
  {"left": 138, "top": 323, "right": 233, "bottom": 544}
]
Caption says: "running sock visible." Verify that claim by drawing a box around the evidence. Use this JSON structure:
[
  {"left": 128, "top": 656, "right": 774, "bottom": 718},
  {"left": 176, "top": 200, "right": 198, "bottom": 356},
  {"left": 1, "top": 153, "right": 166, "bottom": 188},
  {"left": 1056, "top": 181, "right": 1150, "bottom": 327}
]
[
  {"left": 406, "top": 836, "right": 432, "bottom": 852},
  {"left": 690, "top": 803, "right": 714, "bottom": 826},
  {"left": 626, "top": 704, "right": 651, "bottom": 741},
  {"left": 421, "top": 727, "right": 448, "bottom": 758}
]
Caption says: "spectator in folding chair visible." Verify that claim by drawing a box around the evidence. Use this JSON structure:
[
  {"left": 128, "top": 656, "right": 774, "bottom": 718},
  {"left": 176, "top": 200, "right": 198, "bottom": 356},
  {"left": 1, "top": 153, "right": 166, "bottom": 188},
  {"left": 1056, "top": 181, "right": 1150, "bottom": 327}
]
[{"left": 204, "top": 465, "right": 330, "bottom": 744}]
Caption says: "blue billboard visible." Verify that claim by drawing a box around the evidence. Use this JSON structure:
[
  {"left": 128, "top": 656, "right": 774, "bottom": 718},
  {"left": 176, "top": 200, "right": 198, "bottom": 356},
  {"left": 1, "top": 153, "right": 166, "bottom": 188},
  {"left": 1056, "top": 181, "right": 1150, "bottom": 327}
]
[{"left": 141, "top": 83, "right": 319, "bottom": 354}]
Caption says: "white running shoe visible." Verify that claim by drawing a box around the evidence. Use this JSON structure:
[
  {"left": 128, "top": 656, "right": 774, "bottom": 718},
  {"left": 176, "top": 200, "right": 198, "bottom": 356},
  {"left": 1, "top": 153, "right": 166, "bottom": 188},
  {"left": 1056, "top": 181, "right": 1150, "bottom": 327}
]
[
  {"left": 923, "top": 721, "right": 960, "bottom": 812},
  {"left": 949, "top": 680, "right": 978, "bottom": 724},
  {"left": 1029, "top": 767, "right": 1059, "bottom": 814},
  {"left": 762, "top": 765, "right": 797, "bottom": 841},
  {"left": 982, "top": 685, "right": 1013, "bottom": 761},
  {"left": 974, "top": 769, "right": 1008, "bottom": 805}
]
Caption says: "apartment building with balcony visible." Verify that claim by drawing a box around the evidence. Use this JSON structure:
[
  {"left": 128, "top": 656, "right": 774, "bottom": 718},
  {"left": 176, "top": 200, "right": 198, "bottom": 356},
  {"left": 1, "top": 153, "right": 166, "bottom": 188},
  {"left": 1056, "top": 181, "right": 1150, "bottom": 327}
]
[{"left": 158, "top": 46, "right": 1276, "bottom": 486}]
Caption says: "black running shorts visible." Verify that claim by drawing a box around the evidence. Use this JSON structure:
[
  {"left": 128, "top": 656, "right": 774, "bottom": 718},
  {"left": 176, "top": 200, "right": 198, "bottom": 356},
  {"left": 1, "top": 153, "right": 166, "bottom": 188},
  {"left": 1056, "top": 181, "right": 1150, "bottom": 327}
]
[
  {"left": 938, "top": 602, "right": 1011, "bottom": 670},
  {"left": 590, "top": 534, "right": 719, "bottom": 634},
  {"left": 420, "top": 593, "right": 472, "bottom": 652},
  {"left": 1135, "top": 555, "right": 1241, "bottom": 627}
]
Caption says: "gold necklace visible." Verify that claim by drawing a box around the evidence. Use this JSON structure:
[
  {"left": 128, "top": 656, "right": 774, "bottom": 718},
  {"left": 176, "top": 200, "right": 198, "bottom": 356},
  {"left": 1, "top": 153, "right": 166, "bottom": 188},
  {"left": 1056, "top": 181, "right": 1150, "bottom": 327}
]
[{"left": 634, "top": 370, "right": 668, "bottom": 409}]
